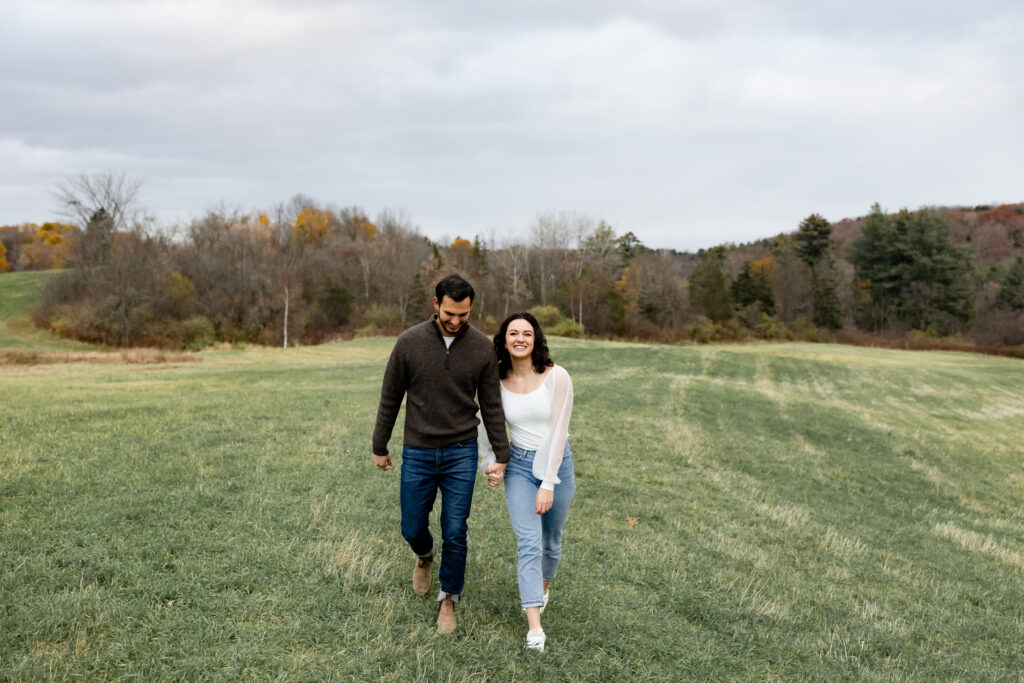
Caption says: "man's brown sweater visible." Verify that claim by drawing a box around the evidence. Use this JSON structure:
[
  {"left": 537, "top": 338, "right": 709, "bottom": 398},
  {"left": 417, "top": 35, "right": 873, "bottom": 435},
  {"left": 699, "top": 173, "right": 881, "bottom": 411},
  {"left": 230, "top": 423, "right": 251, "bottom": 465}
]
[{"left": 372, "top": 317, "right": 511, "bottom": 463}]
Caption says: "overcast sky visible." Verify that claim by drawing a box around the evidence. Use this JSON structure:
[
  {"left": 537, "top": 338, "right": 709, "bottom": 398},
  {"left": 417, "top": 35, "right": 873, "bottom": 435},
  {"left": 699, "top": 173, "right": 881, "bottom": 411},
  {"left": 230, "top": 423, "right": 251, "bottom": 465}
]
[{"left": 2, "top": 0, "right": 1022, "bottom": 251}]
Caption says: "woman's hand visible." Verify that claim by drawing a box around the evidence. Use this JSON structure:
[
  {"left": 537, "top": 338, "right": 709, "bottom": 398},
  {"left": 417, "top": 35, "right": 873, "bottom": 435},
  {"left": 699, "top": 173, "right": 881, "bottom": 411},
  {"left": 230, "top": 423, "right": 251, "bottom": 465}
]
[{"left": 535, "top": 488, "right": 553, "bottom": 514}]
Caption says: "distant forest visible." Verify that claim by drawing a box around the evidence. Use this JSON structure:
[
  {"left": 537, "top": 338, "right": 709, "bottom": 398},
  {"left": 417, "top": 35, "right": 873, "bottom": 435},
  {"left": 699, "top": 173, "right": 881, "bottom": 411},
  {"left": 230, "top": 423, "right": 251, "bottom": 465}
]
[{"left": 2, "top": 173, "right": 1022, "bottom": 354}]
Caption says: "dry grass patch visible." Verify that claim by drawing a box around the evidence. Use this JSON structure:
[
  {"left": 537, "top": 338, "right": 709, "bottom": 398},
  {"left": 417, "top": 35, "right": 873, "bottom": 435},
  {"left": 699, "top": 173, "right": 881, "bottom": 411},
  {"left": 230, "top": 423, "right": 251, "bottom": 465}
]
[
  {"left": 933, "top": 522, "right": 1024, "bottom": 570},
  {"left": 196, "top": 339, "right": 394, "bottom": 367},
  {"left": 0, "top": 348, "right": 198, "bottom": 366}
]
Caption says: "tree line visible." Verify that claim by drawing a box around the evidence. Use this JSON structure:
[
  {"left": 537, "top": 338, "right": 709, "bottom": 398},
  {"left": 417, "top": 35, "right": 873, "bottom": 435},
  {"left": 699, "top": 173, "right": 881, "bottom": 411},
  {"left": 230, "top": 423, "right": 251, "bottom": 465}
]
[{"left": 8, "top": 173, "right": 1024, "bottom": 352}]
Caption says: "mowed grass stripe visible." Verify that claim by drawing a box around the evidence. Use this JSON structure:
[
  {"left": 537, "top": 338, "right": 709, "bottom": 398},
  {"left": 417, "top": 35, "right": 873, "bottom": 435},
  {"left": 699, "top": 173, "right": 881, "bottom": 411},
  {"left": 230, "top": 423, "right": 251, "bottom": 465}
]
[
  {"left": 2, "top": 339, "right": 1023, "bottom": 679},
  {"left": 671, "top": 347, "right": 1023, "bottom": 676}
]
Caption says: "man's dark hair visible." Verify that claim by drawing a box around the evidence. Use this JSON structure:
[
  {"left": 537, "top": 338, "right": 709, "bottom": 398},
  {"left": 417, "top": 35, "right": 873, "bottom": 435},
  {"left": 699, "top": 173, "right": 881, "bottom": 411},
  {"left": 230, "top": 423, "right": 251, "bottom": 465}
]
[
  {"left": 435, "top": 273, "right": 475, "bottom": 303},
  {"left": 493, "top": 312, "right": 554, "bottom": 379}
]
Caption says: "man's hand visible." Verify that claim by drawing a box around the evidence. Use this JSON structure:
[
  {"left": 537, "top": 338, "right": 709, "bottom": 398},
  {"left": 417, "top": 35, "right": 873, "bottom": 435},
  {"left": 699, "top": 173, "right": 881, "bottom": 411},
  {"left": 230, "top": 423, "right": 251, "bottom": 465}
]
[
  {"left": 372, "top": 453, "right": 392, "bottom": 471},
  {"left": 485, "top": 462, "right": 506, "bottom": 487},
  {"left": 535, "top": 488, "right": 553, "bottom": 514}
]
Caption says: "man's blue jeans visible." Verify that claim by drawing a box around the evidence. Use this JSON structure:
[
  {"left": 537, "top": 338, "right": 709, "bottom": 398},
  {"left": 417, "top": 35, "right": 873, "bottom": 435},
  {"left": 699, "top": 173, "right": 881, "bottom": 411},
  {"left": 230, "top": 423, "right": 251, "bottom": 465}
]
[{"left": 400, "top": 439, "right": 478, "bottom": 600}]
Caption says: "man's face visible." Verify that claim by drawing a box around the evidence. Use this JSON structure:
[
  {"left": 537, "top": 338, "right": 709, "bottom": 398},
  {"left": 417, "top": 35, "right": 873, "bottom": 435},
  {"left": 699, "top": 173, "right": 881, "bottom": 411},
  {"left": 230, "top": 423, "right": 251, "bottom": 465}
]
[{"left": 433, "top": 295, "right": 472, "bottom": 336}]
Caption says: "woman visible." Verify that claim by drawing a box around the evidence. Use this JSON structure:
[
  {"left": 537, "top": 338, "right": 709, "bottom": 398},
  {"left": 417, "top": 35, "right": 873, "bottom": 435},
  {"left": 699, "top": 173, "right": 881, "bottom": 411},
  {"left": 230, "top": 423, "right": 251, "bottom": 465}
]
[{"left": 480, "top": 312, "right": 575, "bottom": 652}]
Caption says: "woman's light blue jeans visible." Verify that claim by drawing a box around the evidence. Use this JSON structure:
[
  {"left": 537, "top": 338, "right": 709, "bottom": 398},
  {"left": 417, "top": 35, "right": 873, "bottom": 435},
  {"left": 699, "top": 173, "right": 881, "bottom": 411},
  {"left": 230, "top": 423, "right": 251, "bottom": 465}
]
[{"left": 504, "top": 440, "right": 576, "bottom": 609}]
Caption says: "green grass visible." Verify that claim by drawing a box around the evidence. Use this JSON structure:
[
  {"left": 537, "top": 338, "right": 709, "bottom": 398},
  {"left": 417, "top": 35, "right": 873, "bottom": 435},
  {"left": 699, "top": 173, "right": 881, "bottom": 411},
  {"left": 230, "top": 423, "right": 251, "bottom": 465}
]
[
  {"left": 2, "top": 340, "right": 1022, "bottom": 680},
  {"left": 0, "top": 271, "right": 96, "bottom": 351},
  {"left": 2, "top": 276, "right": 1024, "bottom": 679}
]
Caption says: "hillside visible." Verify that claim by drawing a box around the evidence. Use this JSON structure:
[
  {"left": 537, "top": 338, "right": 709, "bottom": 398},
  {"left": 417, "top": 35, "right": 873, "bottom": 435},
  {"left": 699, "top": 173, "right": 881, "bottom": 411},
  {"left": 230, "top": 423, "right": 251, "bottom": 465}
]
[
  {"left": 830, "top": 203, "right": 1024, "bottom": 267},
  {"left": 7, "top": 199, "right": 1024, "bottom": 351},
  {"left": 0, "top": 270, "right": 95, "bottom": 351}
]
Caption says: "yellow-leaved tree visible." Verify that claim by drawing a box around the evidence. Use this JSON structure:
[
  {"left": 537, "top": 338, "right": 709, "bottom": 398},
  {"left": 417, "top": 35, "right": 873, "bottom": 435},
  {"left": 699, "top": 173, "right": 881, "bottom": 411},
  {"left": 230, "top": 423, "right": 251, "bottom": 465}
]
[
  {"left": 292, "top": 207, "right": 333, "bottom": 245},
  {"left": 347, "top": 215, "right": 377, "bottom": 241}
]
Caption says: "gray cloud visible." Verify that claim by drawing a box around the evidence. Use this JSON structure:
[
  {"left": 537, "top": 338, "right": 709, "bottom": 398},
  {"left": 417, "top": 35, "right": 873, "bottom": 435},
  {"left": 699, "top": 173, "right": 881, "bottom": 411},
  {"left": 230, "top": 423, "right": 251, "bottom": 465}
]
[{"left": 2, "top": 0, "right": 1021, "bottom": 250}]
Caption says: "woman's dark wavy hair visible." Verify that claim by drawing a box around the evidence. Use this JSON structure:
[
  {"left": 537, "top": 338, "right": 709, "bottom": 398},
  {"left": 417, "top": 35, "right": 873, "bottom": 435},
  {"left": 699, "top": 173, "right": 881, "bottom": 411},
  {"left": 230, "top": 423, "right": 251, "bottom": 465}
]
[{"left": 493, "top": 312, "right": 554, "bottom": 379}]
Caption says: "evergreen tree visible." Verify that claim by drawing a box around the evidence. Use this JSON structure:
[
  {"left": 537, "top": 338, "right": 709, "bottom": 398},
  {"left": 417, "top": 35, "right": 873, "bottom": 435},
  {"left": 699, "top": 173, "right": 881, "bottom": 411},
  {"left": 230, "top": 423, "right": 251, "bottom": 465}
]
[
  {"left": 689, "top": 247, "right": 732, "bottom": 322},
  {"left": 810, "top": 269, "right": 842, "bottom": 329},
  {"left": 849, "top": 206, "right": 972, "bottom": 331},
  {"left": 849, "top": 204, "right": 895, "bottom": 330},
  {"left": 996, "top": 256, "right": 1024, "bottom": 311},
  {"left": 731, "top": 260, "right": 775, "bottom": 315},
  {"left": 796, "top": 213, "right": 832, "bottom": 266},
  {"left": 795, "top": 213, "right": 842, "bottom": 329},
  {"left": 616, "top": 231, "right": 644, "bottom": 263},
  {"left": 317, "top": 282, "right": 354, "bottom": 326},
  {"left": 74, "top": 207, "right": 116, "bottom": 270}
]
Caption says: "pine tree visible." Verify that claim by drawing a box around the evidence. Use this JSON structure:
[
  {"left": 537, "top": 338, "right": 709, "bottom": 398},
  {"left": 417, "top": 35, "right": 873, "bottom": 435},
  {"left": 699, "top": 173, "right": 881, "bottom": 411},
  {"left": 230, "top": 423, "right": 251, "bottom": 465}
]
[
  {"left": 996, "top": 256, "right": 1024, "bottom": 311},
  {"left": 795, "top": 213, "right": 842, "bottom": 329},
  {"left": 850, "top": 206, "right": 972, "bottom": 331},
  {"left": 731, "top": 260, "right": 776, "bottom": 315},
  {"left": 689, "top": 247, "right": 733, "bottom": 323}
]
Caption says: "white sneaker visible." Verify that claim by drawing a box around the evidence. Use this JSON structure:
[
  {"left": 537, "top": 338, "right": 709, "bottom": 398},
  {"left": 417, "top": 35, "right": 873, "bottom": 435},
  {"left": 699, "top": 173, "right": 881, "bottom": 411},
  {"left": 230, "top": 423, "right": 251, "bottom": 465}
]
[
  {"left": 526, "top": 627, "right": 546, "bottom": 652},
  {"left": 540, "top": 590, "right": 549, "bottom": 614}
]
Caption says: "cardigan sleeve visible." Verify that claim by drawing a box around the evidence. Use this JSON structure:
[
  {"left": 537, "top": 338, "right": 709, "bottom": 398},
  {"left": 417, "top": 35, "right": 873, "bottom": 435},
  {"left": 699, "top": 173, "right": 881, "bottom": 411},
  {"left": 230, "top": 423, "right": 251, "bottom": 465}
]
[
  {"left": 539, "top": 365, "right": 573, "bottom": 490},
  {"left": 476, "top": 409, "right": 497, "bottom": 471}
]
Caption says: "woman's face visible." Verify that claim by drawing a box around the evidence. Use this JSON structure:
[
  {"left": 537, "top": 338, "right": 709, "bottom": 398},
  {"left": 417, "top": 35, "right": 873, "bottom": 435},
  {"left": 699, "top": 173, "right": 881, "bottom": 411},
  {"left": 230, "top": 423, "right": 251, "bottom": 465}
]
[{"left": 505, "top": 318, "right": 535, "bottom": 361}]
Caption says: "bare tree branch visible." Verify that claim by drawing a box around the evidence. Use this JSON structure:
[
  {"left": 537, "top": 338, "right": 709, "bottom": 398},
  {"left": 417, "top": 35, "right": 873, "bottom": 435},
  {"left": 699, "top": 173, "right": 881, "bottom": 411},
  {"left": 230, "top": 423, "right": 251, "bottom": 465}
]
[{"left": 54, "top": 171, "right": 143, "bottom": 231}]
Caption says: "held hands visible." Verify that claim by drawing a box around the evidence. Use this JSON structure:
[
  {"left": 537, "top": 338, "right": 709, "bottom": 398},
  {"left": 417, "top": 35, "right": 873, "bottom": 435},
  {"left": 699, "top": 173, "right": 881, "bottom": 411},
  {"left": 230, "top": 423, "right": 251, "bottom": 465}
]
[
  {"left": 372, "top": 453, "right": 392, "bottom": 471},
  {"left": 485, "top": 462, "right": 506, "bottom": 487},
  {"left": 535, "top": 487, "right": 553, "bottom": 515}
]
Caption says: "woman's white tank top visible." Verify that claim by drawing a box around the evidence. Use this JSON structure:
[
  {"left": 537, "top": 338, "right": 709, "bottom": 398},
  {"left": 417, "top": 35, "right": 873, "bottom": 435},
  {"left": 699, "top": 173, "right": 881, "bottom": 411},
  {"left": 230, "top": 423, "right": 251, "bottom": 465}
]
[{"left": 501, "top": 381, "right": 551, "bottom": 451}]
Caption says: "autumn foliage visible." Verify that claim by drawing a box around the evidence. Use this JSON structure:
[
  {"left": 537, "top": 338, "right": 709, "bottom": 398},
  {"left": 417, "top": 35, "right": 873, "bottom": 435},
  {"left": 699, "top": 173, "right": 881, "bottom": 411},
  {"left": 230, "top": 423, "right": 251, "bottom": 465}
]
[
  {"left": 0, "top": 222, "right": 78, "bottom": 272},
  {"left": 19, "top": 174, "right": 1024, "bottom": 353}
]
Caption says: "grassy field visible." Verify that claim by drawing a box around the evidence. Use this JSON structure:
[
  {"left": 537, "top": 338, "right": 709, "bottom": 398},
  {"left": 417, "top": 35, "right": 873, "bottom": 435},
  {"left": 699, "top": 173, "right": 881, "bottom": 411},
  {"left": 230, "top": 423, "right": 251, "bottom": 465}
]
[
  {"left": 0, "top": 271, "right": 96, "bottom": 352},
  {"left": 2, "top": 271, "right": 1024, "bottom": 680}
]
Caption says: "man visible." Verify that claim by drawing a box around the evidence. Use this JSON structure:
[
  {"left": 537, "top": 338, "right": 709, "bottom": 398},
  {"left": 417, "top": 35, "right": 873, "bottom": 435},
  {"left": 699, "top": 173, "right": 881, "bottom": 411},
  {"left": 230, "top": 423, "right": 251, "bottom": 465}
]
[{"left": 372, "top": 273, "right": 511, "bottom": 633}]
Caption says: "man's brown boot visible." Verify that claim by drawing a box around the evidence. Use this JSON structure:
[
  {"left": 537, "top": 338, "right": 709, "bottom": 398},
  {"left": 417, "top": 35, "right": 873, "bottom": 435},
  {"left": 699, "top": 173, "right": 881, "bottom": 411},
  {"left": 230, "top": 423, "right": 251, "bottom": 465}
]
[
  {"left": 412, "top": 555, "right": 433, "bottom": 596},
  {"left": 437, "top": 594, "right": 456, "bottom": 634}
]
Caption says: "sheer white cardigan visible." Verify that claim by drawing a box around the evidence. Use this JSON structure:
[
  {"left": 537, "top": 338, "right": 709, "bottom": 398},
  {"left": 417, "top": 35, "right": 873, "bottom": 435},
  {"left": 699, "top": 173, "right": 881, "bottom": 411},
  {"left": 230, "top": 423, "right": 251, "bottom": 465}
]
[{"left": 478, "top": 364, "right": 574, "bottom": 490}]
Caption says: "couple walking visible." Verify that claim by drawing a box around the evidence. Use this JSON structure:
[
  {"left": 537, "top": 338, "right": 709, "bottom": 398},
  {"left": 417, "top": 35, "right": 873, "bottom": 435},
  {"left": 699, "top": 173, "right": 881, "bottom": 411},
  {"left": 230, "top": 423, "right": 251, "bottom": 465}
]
[{"left": 371, "top": 274, "right": 576, "bottom": 651}]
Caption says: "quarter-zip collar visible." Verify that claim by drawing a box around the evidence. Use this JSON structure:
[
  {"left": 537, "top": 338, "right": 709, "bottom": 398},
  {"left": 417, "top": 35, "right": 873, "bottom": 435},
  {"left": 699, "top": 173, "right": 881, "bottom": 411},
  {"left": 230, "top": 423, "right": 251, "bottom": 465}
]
[
  {"left": 432, "top": 314, "right": 470, "bottom": 371},
  {"left": 431, "top": 314, "right": 470, "bottom": 343}
]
